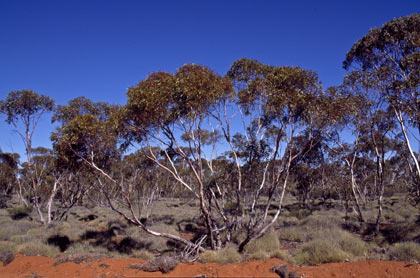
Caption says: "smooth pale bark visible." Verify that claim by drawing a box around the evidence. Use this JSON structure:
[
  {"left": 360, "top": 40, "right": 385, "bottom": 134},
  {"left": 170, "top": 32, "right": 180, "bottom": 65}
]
[{"left": 77, "top": 149, "right": 205, "bottom": 253}]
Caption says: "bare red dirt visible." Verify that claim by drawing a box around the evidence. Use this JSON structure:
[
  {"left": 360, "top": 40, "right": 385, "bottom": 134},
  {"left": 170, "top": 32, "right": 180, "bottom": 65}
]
[{"left": 1, "top": 255, "right": 420, "bottom": 278}]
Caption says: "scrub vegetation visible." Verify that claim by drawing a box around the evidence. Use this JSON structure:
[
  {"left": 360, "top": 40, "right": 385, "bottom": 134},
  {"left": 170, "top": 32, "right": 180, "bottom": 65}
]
[{"left": 0, "top": 14, "right": 420, "bottom": 266}]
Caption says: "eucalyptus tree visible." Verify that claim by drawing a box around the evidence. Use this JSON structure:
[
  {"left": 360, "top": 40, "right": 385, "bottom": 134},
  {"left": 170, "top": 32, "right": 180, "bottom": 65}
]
[
  {"left": 0, "top": 90, "right": 55, "bottom": 222},
  {"left": 332, "top": 70, "right": 400, "bottom": 228},
  {"left": 344, "top": 13, "right": 420, "bottom": 201},
  {"left": 19, "top": 147, "right": 67, "bottom": 224},
  {"left": 0, "top": 150, "right": 19, "bottom": 195},
  {"left": 124, "top": 64, "right": 233, "bottom": 250},
  {"left": 223, "top": 58, "right": 349, "bottom": 251},
  {"left": 52, "top": 95, "right": 207, "bottom": 254},
  {"left": 53, "top": 61, "right": 346, "bottom": 253}
]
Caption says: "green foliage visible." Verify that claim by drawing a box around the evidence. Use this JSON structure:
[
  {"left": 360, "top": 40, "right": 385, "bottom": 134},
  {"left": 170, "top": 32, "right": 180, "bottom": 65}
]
[
  {"left": 344, "top": 14, "right": 420, "bottom": 70},
  {"left": 0, "top": 241, "right": 16, "bottom": 253},
  {"left": 52, "top": 112, "right": 120, "bottom": 169},
  {"left": 10, "top": 235, "right": 33, "bottom": 244},
  {"left": 248, "top": 250, "right": 270, "bottom": 261},
  {"left": 278, "top": 212, "right": 344, "bottom": 243},
  {"left": 336, "top": 231, "right": 367, "bottom": 256},
  {"left": 288, "top": 208, "right": 312, "bottom": 220},
  {"left": 278, "top": 226, "right": 307, "bottom": 242},
  {"left": 7, "top": 205, "right": 33, "bottom": 219},
  {"left": 0, "top": 90, "right": 55, "bottom": 125},
  {"left": 0, "top": 151, "right": 19, "bottom": 194},
  {"left": 245, "top": 230, "right": 280, "bottom": 254},
  {"left": 132, "top": 249, "right": 154, "bottom": 260},
  {"left": 270, "top": 250, "right": 293, "bottom": 262},
  {"left": 388, "top": 242, "right": 420, "bottom": 262},
  {"left": 0, "top": 222, "right": 30, "bottom": 241},
  {"left": 300, "top": 213, "right": 342, "bottom": 230},
  {"left": 293, "top": 228, "right": 367, "bottom": 265},
  {"left": 16, "top": 241, "right": 60, "bottom": 257},
  {"left": 63, "top": 241, "right": 109, "bottom": 255},
  {"left": 381, "top": 222, "right": 420, "bottom": 244},
  {"left": 343, "top": 13, "right": 420, "bottom": 204},
  {"left": 199, "top": 246, "right": 242, "bottom": 264},
  {"left": 294, "top": 239, "right": 350, "bottom": 265},
  {"left": 125, "top": 64, "right": 232, "bottom": 140}
]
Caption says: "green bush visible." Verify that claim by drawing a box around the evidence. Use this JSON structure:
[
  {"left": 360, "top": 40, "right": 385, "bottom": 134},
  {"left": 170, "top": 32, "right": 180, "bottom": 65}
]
[
  {"left": 382, "top": 210, "right": 406, "bottom": 223},
  {"left": 199, "top": 246, "right": 242, "bottom": 264},
  {"left": 231, "top": 230, "right": 247, "bottom": 245},
  {"left": 388, "top": 242, "right": 420, "bottom": 262},
  {"left": 60, "top": 225, "right": 85, "bottom": 242},
  {"left": 10, "top": 234, "right": 33, "bottom": 244},
  {"left": 248, "top": 250, "right": 269, "bottom": 261},
  {"left": 278, "top": 213, "right": 345, "bottom": 243},
  {"left": 64, "top": 241, "right": 109, "bottom": 255},
  {"left": 223, "top": 201, "right": 242, "bottom": 215},
  {"left": 0, "top": 225, "right": 28, "bottom": 241},
  {"left": 132, "top": 249, "right": 154, "bottom": 260},
  {"left": 16, "top": 241, "right": 60, "bottom": 257},
  {"left": 0, "top": 241, "right": 16, "bottom": 253},
  {"left": 337, "top": 231, "right": 367, "bottom": 256},
  {"left": 27, "top": 227, "right": 51, "bottom": 238},
  {"left": 130, "top": 223, "right": 179, "bottom": 252},
  {"left": 288, "top": 208, "right": 311, "bottom": 220},
  {"left": 300, "top": 213, "right": 342, "bottom": 230},
  {"left": 294, "top": 239, "right": 350, "bottom": 265},
  {"left": 245, "top": 230, "right": 280, "bottom": 254},
  {"left": 278, "top": 216, "right": 300, "bottom": 227},
  {"left": 7, "top": 206, "right": 33, "bottom": 219},
  {"left": 381, "top": 223, "right": 420, "bottom": 244},
  {"left": 270, "top": 250, "right": 293, "bottom": 262},
  {"left": 277, "top": 226, "right": 307, "bottom": 242}
]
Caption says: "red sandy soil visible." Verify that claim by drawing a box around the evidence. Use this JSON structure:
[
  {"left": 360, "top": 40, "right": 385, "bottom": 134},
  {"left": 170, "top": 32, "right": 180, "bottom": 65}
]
[{"left": 1, "top": 255, "right": 420, "bottom": 278}]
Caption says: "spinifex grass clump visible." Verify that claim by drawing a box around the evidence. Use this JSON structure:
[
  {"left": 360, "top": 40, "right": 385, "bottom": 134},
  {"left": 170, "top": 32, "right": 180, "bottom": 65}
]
[
  {"left": 388, "top": 242, "right": 420, "bottom": 262},
  {"left": 7, "top": 206, "right": 33, "bottom": 220},
  {"left": 199, "top": 245, "right": 242, "bottom": 264},
  {"left": 293, "top": 229, "right": 368, "bottom": 265},
  {"left": 16, "top": 241, "right": 60, "bottom": 257}
]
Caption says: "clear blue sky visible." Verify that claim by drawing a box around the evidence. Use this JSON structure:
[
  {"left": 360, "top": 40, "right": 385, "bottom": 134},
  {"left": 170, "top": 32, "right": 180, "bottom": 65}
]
[{"left": 0, "top": 0, "right": 418, "bottom": 158}]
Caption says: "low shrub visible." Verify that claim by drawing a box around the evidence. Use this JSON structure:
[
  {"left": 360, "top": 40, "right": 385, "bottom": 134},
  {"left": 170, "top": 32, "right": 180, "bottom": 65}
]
[
  {"left": 337, "top": 232, "right": 367, "bottom": 256},
  {"left": 10, "top": 234, "right": 32, "bottom": 244},
  {"left": 231, "top": 230, "right": 247, "bottom": 245},
  {"left": 60, "top": 225, "right": 85, "bottom": 242},
  {"left": 278, "top": 216, "right": 300, "bottom": 227},
  {"left": 64, "top": 242, "right": 109, "bottom": 255},
  {"left": 388, "top": 242, "right": 420, "bottom": 262},
  {"left": 0, "top": 241, "right": 16, "bottom": 253},
  {"left": 132, "top": 249, "right": 154, "bottom": 260},
  {"left": 288, "top": 208, "right": 311, "bottom": 220},
  {"left": 381, "top": 223, "right": 420, "bottom": 244},
  {"left": 270, "top": 250, "right": 293, "bottom": 262},
  {"left": 16, "top": 242, "right": 60, "bottom": 257},
  {"left": 7, "top": 206, "right": 33, "bottom": 220},
  {"left": 300, "top": 213, "right": 342, "bottom": 230},
  {"left": 277, "top": 226, "right": 307, "bottom": 242},
  {"left": 143, "top": 224, "right": 180, "bottom": 252},
  {"left": 294, "top": 239, "right": 350, "bottom": 265},
  {"left": 0, "top": 225, "right": 28, "bottom": 241},
  {"left": 245, "top": 230, "right": 280, "bottom": 254},
  {"left": 248, "top": 250, "right": 269, "bottom": 261},
  {"left": 26, "top": 228, "right": 48, "bottom": 237},
  {"left": 199, "top": 246, "right": 242, "bottom": 264},
  {"left": 382, "top": 211, "right": 406, "bottom": 223}
]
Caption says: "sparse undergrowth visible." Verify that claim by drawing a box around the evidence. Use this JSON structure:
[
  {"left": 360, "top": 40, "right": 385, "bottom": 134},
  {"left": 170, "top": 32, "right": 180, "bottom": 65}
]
[
  {"left": 388, "top": 242, "right": 420, "bottom": 262},
  {"left": 0, "top": 194, "right": 418, "bottom": 266}
]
